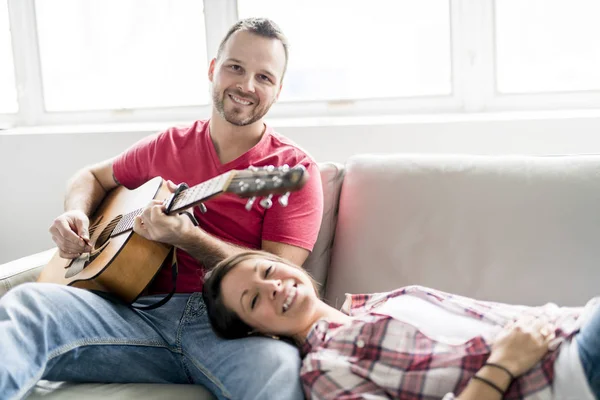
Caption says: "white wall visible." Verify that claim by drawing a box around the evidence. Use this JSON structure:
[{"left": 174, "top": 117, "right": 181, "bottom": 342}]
[{"left": 2, "top": 112, "right": 600, "bottom": 264}]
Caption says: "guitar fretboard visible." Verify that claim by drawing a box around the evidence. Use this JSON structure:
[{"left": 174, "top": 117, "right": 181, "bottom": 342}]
[{"left": 111, "top": 172, "right": 233, "bottom": 236}]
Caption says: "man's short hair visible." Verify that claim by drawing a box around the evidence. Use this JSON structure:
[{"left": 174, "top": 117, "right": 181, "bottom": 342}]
[{"left": 217, "top": 17, "right": 289, "bottom": 78}]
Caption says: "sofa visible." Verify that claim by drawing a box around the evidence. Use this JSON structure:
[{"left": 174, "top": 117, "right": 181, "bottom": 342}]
[{"left": 2, "top": 153, "right": 600, "bottom": 399}]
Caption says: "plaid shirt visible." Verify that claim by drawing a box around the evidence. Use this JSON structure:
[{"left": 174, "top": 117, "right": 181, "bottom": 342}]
[{"left": 301, "top": 285, "right": 596, "bottom": 400}]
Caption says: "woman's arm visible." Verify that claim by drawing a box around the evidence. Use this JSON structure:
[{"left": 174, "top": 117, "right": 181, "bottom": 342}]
[{"left": 454, "top": 316, "right": 556, "bottom": 400}]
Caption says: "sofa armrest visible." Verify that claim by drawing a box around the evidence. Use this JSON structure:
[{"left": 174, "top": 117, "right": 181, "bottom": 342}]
[{"left": 0, "top": 249, "right": 55, "bottom": 298}]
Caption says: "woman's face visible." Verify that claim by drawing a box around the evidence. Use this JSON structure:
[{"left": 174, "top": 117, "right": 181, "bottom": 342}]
[{"left": 220, "top": 257, "right": 319, "bottom": 337}]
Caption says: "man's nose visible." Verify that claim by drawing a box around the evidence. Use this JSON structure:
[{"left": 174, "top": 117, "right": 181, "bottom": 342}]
[{"left": 237, "top": 76, "right": 255, "bottom": 93}]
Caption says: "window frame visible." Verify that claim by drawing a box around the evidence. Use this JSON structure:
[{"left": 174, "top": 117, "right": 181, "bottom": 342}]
[{"left": 1, "top": 0, "right": 599, "bottom": 129}]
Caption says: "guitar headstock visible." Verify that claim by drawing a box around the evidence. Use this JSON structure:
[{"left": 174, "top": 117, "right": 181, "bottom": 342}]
[{"left": 226, "top": 165, "right": 308, "bottom": 199}]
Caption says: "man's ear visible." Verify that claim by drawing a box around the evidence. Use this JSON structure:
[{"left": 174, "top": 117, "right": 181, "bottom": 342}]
[{"left": 208, "top": 58, "right": 217, "bottom": 82}]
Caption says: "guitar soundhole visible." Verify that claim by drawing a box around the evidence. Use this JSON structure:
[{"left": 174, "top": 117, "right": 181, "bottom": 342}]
[
  {"left": 64, "top": 215, "right": 122, "bottom": 278},
  {"left": 95, "top": 215, "right": 122, "bottom": 248}
]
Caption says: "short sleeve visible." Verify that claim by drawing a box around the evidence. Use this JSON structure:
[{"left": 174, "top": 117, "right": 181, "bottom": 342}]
[{"left": 112, "top": 131, "right": 162, "bottom": 189}]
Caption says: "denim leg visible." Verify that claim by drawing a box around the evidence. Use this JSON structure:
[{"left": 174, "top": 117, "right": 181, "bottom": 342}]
[
  {"left": 179, "top": 294, "right": 305, "bottom": 400},
  {"left": 0, "top": 283, "right": 191, "bottom": 400},
  {"left": 577, "top": 303, "right": 600, "bottom": 399}
]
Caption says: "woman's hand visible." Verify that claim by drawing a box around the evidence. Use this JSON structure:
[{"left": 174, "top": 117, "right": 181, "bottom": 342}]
[{"left": 487, "top": 316, "right": 556, "bottom": 377}]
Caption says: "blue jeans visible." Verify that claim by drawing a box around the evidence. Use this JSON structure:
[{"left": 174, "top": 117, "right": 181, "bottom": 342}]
[
  {"left": 577, "top": 303, "right": 600, "bottom": 399},
  {"left": 0, "top": 283, "right": 304, "bottom": 400}
]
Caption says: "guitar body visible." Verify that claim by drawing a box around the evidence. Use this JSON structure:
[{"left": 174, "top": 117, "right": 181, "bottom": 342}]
[{"left": 38, "top": 177, "right": 172, "bottom": 303}]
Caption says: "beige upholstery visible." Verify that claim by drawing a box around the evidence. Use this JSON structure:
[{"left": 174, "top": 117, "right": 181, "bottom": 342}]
[
  {"left": 3, "top": 154, "right": 600, "bottom": 399},
  {"left": 325, "top": 154, "right": 600, "bottom": 307},
  {"left": 303, "top": 162, "right": 345, "bottom": 293},
  {"left": 0, "top": 248, "right": 52, "bottom": 297}
]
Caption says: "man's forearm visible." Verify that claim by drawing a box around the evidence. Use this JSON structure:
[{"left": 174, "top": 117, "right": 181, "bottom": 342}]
[
  {"left": 64, "top": 169, "right": 110, "bottom": 215},
  {"left": 175, "top": 227, "right": 246, "bottom": 269}
]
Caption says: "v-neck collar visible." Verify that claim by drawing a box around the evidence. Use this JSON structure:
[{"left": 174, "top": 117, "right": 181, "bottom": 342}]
[{"left": 205, "top": 121, "right": 271, "bottom": 173}]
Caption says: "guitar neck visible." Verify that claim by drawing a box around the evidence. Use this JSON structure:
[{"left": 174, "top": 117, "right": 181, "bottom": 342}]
[{"left": 112, "top": 172, "right": 234, "bottom": 236}]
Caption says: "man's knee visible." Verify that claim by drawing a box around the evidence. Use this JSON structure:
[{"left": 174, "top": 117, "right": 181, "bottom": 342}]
[{"left": 1, "top": 282, "right": 70, "bottom": 319}]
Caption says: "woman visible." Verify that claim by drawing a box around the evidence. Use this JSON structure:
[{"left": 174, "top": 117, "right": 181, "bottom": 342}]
[{"left": 202, "top": 250, "right": 599, "bottom": 400}]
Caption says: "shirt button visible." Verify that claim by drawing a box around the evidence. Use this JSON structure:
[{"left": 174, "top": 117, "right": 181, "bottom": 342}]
[{"left": 356, "top": 339, "right": 365, "bottom": 348}]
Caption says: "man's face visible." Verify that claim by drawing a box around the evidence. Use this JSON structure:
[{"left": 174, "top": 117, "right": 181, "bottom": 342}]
[{"left": 209, "top": 30, "right": 285, "bottom": 127}]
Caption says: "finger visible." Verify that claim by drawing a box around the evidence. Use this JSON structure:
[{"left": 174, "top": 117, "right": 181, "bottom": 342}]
[
  {"left": 56, "top": 218, "right": 88, "bottom": 249},
  {"left": 53, "top": 227, "right": 88, "bottom": 254},
  {"left": 166, "top": 180, "right": 178, "bottom": 192},
  {"left": 133, "top": 216, "right": 147, "bottom": 235},
  {"left": 74, "top": 218, "right": 90, "bottom": 240}
]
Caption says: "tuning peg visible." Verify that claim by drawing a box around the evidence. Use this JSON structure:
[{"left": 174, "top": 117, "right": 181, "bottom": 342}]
[
  {"left": 245, "top": 196, "right": 256, "bottom": 211},
  {"left": 280, "top": 164, "right": 290, "bottom": 172},
  {"left": 278, "top": 192, "right": 290, "bottom": 207},
  {"left": 238, "top": 181, "right": 249, "bottom": 193},
  {"left": 198, "top": 203, "right": 207, "bottom": 214},
  {"left": 254, "top": 178, "right": 265, "bottom": 191},
  {"left": 260, "top": 194, "right": 273, "bottom": 209},
  {"left": 263, "top": 165, "right": 275, "bottom": 172},
  {"left": 271, "top": 175, "right": 282, "bottom": 188}
]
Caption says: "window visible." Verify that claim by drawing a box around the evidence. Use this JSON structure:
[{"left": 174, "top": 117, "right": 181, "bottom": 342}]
[
  {"left": 35, "top": 0, "right": 209, "bottom": 112},
  {"left": 3, "top": 0, "right": 600, "bottom": 128},
  {"left": 495, "top": 0, "right": 600, "bottom": 94},
  {"left": 238, "top": 0, "right": 452, "bottom": 102},
  {"left": 0, "top": 0, "right": 17, "bottom": 113}
]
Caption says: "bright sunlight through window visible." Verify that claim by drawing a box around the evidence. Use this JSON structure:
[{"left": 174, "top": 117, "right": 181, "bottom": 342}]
[
  {"left": 238, "top": 0, "right": 452, "bottom": 102},
  {"left": 496, "top": 0, "right": 600, "bottom": 94},
  {"left": 35, "top": 0, "right": 209, "bottom": 112},
  {"left": 0, "top": 0, "right": 18, "bottom": 114}
]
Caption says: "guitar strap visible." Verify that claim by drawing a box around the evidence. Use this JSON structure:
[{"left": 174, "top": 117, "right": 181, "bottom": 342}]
[
  {"left": 131, "top": 248, "right": 178, "bottom": 311},
  {"left": 131, "top": 210, "right": 199, "bottom": 310}
]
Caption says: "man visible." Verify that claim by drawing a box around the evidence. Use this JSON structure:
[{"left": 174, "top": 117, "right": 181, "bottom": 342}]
[{"left": 0, "top": 18, "right": 323, "bottom": 400}]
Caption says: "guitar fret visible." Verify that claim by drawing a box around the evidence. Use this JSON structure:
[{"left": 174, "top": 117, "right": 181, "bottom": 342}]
[
  {"left": 114, "top": 208, "right": 143, "bottom": 235},
  {"left": 172, "top": 172, "right": 231, "bottom": 212}
]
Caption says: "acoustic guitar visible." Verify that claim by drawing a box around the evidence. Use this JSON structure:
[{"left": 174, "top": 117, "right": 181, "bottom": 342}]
[{"left": 37, "top": 165, "right": 308, "bottom": 304}]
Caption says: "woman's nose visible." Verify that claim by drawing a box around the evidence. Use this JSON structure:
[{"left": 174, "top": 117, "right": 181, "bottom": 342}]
[{"left": 261, "top": 279, "right": 282, "bottom": 299}]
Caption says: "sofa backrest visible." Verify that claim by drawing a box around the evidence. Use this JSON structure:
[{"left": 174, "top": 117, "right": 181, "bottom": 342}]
[
  {"left": 324, "top": 154, "right": 600, "bottom": 308},
  {"left": 303, "top": 162, "right": 345, "bottom": 295}
]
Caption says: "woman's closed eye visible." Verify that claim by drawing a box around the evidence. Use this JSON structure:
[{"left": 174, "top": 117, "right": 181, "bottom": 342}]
[
  {"left": 250, "top": 266, "right": 274, "bottom": 310},
  {"left": 264, "top": 265, "right": 273, "bottom": 278}
]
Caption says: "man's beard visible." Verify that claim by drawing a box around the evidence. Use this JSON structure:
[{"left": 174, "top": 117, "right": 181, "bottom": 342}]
[{"left": 212, "top": 88, "right": 272, "bottom": 127}]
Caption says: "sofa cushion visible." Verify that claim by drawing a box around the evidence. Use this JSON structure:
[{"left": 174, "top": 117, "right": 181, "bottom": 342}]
[
  {"left": 27, "top": 380, "right": 214, "bottom": 399},
  {"left": 325, "top": 154, "right": 600, "bottom": 307},
  {"left": 0, "top": 248, "right": 54, "bottom": 298},
  {"left": 303, "top": 162, "right": 345, "bottom": 294}
]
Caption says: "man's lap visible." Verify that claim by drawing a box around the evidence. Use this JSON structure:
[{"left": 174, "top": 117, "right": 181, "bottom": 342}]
[{"left": 3, "top": 285, "right": 303, "bottom": 400}]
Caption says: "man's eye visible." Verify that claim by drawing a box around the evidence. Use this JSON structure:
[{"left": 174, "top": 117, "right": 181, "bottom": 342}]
[
  {"left": 251, "top": 295, "right": 258, "bottom": 309},
  {"left": 264, "top": 266, "right": 273, "bottom": 278},
  {"left": 230, "top": 65, "right": 241, "bottom": 71},
  {"left": 259, "top": 74, "right": 271, "bottom": 82}
]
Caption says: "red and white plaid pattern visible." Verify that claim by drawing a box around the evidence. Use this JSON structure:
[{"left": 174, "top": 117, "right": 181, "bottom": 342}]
[{"left": 301, "top": 285, "right": 595, "bottom": 400}]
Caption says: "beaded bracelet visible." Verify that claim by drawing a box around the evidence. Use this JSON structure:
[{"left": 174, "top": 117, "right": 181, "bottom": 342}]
[{"left": 472, "top": 375, "right": 506, "bottom": 396}]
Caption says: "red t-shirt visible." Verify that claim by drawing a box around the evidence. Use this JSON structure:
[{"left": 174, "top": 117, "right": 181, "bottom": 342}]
[{"left": 112, "top": 120, "right": 323, "bottom": 294}]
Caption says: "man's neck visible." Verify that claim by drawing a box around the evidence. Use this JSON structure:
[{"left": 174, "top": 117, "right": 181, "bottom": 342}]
[{"left": 209, "top": 114, "right": 266, "bottom": 164}]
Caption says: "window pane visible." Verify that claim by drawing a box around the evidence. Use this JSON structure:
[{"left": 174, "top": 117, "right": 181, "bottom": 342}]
[
  {"left": 238, "top": 0, "right": 451, "bottom": 102},
  {"left": 0, "top": 0, "right": 17, "bottom": 113},
  {"left": 496, "top": 0, "right": 600, "bottom": 94},
  {"left": 35, "top": 0, "right": 208, "bottom": 112}
]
